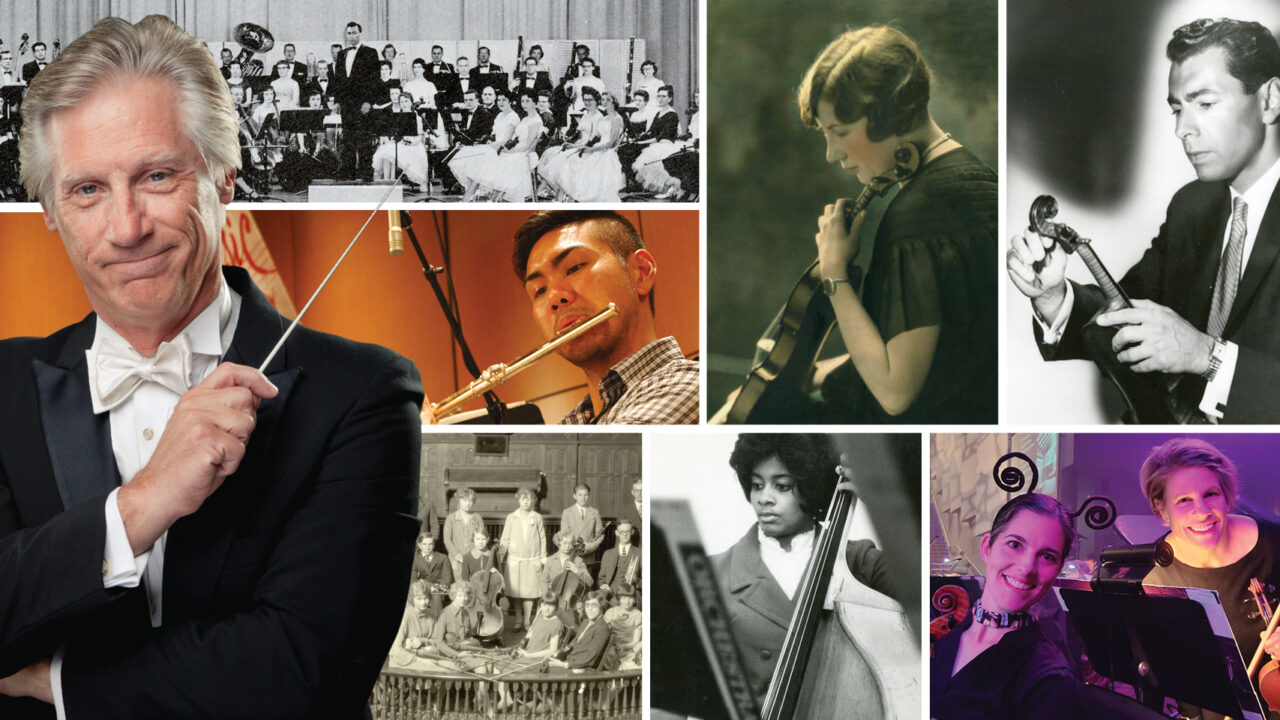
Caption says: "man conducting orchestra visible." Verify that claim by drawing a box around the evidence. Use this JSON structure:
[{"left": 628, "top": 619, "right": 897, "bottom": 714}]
[
  {"left": 1009, "top": 17, "right": 1280, "bottom": 423},
  {"left": 0, "top": 15, "right": 423, "bottom": 719},
  {"left": 512, "top": 210, "right": 699, "bottom": 424}
]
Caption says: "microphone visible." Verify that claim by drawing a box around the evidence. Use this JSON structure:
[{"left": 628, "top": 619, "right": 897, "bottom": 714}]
[{"left": 388, "top": 210, "right": 403, "bottom": 256}]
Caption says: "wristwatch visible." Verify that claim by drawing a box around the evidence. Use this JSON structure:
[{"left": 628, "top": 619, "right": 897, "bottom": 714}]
[
  {"left": 821, "top": 277, "right": 851, "bottom": 296},
  {"left": 1202, "top": 337, "right": 1227, "bottom": 381}
]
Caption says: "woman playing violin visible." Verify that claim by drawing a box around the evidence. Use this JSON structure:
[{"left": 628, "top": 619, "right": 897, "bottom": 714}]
[
  {"left": 931, "top": 493, "right": 1080, "bottom": 720},
  {"left": 798, "top": 25, "right": 996, "bottom": 422},
  {"left": 1141, "top": 438, "right": 1280, "bottom": 720}
]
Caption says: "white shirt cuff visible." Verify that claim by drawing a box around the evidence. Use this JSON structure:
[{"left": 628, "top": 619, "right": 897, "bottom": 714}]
[
  {"left": 103, "top": 488, "right": 149, "bottom": 589},
  {"left": 1034, "top": 283, "right": 1075, "bottom": 345},
  {"left": 1199, "top": 340, "right": 1239, "bottom": 421},
  {"left": 51, "top": 645, "right": 66, "bottom": 720}
]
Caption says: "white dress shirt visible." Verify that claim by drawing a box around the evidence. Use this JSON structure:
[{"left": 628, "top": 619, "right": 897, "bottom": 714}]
[
  {"left": 1037, "top": 154, "right": 1280, "bottom": 421},
  {"left": 52, "top": 282, "right": 240, "bottom": 719}
]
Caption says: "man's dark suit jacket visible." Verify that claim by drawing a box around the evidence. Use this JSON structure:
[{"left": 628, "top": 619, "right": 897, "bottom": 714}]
[
  {"left": 510, "top": 71, "right": 552, "bottom": 97},
  {"left": 621, "top": 500, "right": 641, "bottom": 546},
  {"left": 425, "top": 62, "right": 455, "bottom": 88},
  {"left": 457, "top": 105, "right": 496, "bottom": 145},
  {"left": 270, "top": 59, "right": 309, "bottom": 87},
  {"left": 22, "top": 60, "right": 45, "bottom": 84},
  {"left": 469, "top": 64, "right": 504, "bottom": 93},
  {"left": 0, "top": 266, "right": 424, "bottom": 718},
  {"left": 334, "top": 44, "right": 382, "bottom": 109},
  {"left": 1037, "top": 179, "right": 1280, "bottom": 421},
  {"left": 597, "top": 545, "right": 640, "bottom": 589}
]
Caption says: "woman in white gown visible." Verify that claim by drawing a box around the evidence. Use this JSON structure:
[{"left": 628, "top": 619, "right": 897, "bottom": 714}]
[
  {"left": 403, "top": 58, "right": 439, "bottom": 110},
  {"left": 636, "top": 84, "right": 685, "bottom": 195},
  {"left": 450, "top": 91, "right": 540, "bottom": 201},
  {"left": 372, "top": 93, "right": 429, "bottom": 188},
  {"left": 633, "top": 61, "right": 664, "bottom": 120},
  {"left": 538, "top": 86, "right": 604, "bottom": 199},
  {"left": 558, "top": 91, "right": 625, "bottom": 202}
]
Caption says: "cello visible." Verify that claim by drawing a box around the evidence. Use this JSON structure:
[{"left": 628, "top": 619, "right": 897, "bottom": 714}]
[
  {"left": 761, "top": 436, "right": 919, "bottom": 719},
  {"left": 717, "top": 145, "right": 920, "bottom": 424}
]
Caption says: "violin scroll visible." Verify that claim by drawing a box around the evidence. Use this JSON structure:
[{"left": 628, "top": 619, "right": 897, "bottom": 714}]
[{"left": 1029, "top": 194, "right": 1085, "bottom": 254}]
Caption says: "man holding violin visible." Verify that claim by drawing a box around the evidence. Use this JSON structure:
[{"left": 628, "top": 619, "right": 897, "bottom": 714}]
[{"left": 1009, "top": 17, "right": 1280, "bottom": 423}]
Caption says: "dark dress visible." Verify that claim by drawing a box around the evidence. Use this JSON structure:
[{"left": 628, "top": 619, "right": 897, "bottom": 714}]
[
  {"left": 821, "top": 147, "right": 998, "bottom": 423},
  {"left": 931, "top": 615, "right": 1078, "bottom": 720},
  {"left": 1144, "top": 517, "right": 1280, "bottom": 720}
]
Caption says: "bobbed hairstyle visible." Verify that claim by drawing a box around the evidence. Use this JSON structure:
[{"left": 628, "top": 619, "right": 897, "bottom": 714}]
[
  {"left": 728, "top": 434, "right": 838, "bottom": 521},
  {"left": 988, "top": 493, "right": 1077, "bottom": 560},
  {"left": 581, "top": 85, "right": 602, "bottom": 105},
  {"left": 19, "top": 15, "right": 240, "bottom": 203},
  {"left": 797, "top": 25, "right": 932, "bottom": 142},
  {"left": 1167, "top": 18, "right": 1280, "bottom": 95},
  {"left": 1139, "top": 438, "right": 1240, "bottom": 519}
]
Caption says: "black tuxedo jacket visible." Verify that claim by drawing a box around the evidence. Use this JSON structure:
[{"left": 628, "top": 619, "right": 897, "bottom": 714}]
[
  {"left": 1039, "top": 179, "right": 1280, "bottom": 421},
  {"left": 0, "top": 267, "right": 423, "bottom": 718},
  {"left": 638, "top": 110, "right": 680, "bottom": 143},
  {"left": 425, "top": 62, "right": 455, "bottom": 87},
  {"left": 22, "top": 60, "right": 45, "bottom": 84},
  {"left": 458, "top": 105, "right": 496, "bottom": 144},
  {"left": 335, "top": 44, "right": 382, "bottom": 108},
  {"left": 510, "top": 70, "right": 552, "bottom": 97}
]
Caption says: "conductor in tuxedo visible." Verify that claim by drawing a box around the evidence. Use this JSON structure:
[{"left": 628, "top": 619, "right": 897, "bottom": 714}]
[
  {"left": 334, "top": 21, "right": 382, "bottom": 180},
  {"left": 0, "top": 15, "right": 423, "bottom": 719},
  {"left": 1010, "top": 17, "right": 1280, "bottom": 423}
]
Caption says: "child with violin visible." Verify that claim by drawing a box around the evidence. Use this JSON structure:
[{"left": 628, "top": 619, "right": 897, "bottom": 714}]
[
  {"left": 930, "top": 493, "right": 1081, "bottom": 720},
  {"left": 513, "top": 592, "right": 566, "bottom": 661},
  {"left": 603, "top": 582, "right": 642, "bottom": 670},
  {"left": 1140, "top": 439, "right": 1280, "bottom": 720}
]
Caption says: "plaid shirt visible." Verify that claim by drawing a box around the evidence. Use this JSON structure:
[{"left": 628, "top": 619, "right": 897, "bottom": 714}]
[{"left": 559, "top": 337, "right": 698, "bottom": 425}]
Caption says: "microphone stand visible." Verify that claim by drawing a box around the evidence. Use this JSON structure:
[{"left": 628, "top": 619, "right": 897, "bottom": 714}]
[{"left": 398, "top": 210, "right": 510, "bottom": 423}]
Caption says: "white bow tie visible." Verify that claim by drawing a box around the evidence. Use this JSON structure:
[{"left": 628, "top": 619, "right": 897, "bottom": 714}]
[{"left": 87, "top": 334, "right": 194, "bottom": 414}]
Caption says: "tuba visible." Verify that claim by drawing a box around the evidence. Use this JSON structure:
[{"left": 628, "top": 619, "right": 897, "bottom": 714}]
[{"left": 233, "top": 22, "right": 274, "bottom": 77}]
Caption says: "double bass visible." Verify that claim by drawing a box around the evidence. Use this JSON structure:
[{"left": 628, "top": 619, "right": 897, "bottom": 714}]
[{"left": 761, "top": 436, "right": 919, "bottom": 719}]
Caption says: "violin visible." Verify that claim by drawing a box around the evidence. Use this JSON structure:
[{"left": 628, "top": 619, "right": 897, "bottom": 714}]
[
  {"left": 929, "top": 584, "right": 971, "bottom": 657},
  {"left": 718, "top": 144, "right": 920, "bottom": 424},
  {"left": 1246, "top": 576, "right": 1280, "bottom": 712},
  {"left": 1027, "top": 195, "right": 1173, "bottom": 423},
  {"left": 761, "top": 440, "right": 919, "bottom": 720}
]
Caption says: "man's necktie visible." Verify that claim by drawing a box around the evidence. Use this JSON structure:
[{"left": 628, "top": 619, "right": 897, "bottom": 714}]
[
  {"left": 1208, "top": 196, "right": 1248, "bottom": 337},
  {"left": 87, "top": 333, "right": 193, "bottom": 413}
]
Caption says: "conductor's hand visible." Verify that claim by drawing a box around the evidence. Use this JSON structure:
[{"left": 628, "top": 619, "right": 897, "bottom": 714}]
[
  {"left": 816, "top": 198, "right": 861, "bottom": 280},
  {"left": 1007, "top": 227, "right": 1069, "bottom": 320},
  {"left": 118, "top": 363, "right": 278, "bottom": 555},
  {"left": 1096, "top": 299, "right": 1214, "bottom": 375}
]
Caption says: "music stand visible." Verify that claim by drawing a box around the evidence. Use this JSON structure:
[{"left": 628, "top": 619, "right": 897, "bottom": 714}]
[
  {"left": 0, "top": 85, "right": 24, "bottom": 120},
  {"left": 279, "top": 109, "right": 325, "bottom": 135},
  {"left": 1055, "top": 578, "right": 1266, "bottom": 720},
  {"left": 369, "top": 111, "right": 419, "bottom": 186}
]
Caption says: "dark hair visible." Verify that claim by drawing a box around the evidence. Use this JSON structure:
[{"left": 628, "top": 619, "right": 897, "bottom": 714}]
[
  {"left": 412, "top": 57, "right": 426, "bottom": 71},
  {"left": 463, "top": 88, "right": 478, "bottom": 100},
  {"left": 1139, "top": 438, "right": 1240, "bottom": 518},
  {"left": 283, "top": 43, "right": 295, "bottom": 52},
  {"left": 32, "top": 42, "right": 47, "bottom": 52},
  {"left": 383, "top": 43, "right": 397, "bottom": 56},
  {"left": 539, "top": 591, "right": 558, "bottom": 606},
  {"left": 634, "top": 89, "right": 649, "bottom": 103},
  {"left": 572, "top": 482, "right": 592, "bottom": 494},
  {"left": 729, "top": 434, "right": 838, "bottom": 520},
  {"left": 797, "top": 25, "right": 932, "bottom": 142},
  {"left": 346, "top": 21, "right": 362, "bottom": 33},
  {"left": 537, "top": 89, "right": 552, "bottom": 100},
  {"left": 988, "top": 494, "right": 1077, "bottom": 560},
  {"left": 512, "top": 211, "right": 645, "bottom": 277},
  {"left": 1167, "top": 18, "right": 1280, "bottom": 94},
  {"left": 519, "top": 90, "right": 536, "bottom": 105},
  {"left": 641, "top": 60, "right": 656, "bottom": 73},
  {"left": 657, "top": 84, "right": 674, "bottom": 98},
  {"left": 331, "top": 43, "right": 342, "bottom": 50},
  {"left": 581, "top": 57, "right": 596, "bottom": 67},
  {"left": 581, "top": 85, "right": 601, "bottom": 104},
  {"left": 531, "top": 44, "right": 544, "bottom": 55},
  {"left": 478, "top": 45, "right": 490, "bottom": 55},
  {"left": 614, "top": 582, "right": 636, "bottom": 598},
  {"left": 432, "top": 44, "right": 443, "bottom": 53},
  {"left": 379, "top": 61, "right": 392, "bottom": 72}
]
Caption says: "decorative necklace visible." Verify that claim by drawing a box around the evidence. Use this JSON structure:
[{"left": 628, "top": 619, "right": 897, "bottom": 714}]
[
  {"left": 972, "top": 597, "right": 1033, "bottom": 630},
  {"left": 921, "top": 132, "right": 952, "bottom": 162}
]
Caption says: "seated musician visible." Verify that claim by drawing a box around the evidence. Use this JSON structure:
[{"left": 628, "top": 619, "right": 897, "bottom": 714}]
[
  {"left": 619, "top": 86, "right": 678, "bottom": 187},
  {"left": 534, "top": 89, "right": 560, "bottom": 156},
  {"left": 1008, "top": 18, "right": 1280, "bottom": 423},
  {"left": 432, "top": 581, "right": 482, "bottom": 659},
  {"left": 714, "top": 25, "right": 996, "bottom": 424},
  {"left": 390, "top": 580, "right": 438, "bottom": 664},
  {"left": 514, "top": 592, "right": 566, "bottom": 660},
  {"left": 460, "top": 528, "right": 499, "bottom": 583},
  {"left": 541, "top": 531, "right": 593, "bottom": 623},
  {"left": 931, "top": 493, "right": 1081, "bottom": 720},
  {"left": 1140, "top": 438, "right": 1280, "bottom": 720},
  {"left": 511, "top": 55, "right": 552, "bottom": 96},
  {"left": 626, "top": 89, "right": 655, "bottom": 134},
  {"left": 598, "top": 520, "right": 640, "bottom": 593},
  {"left": 633, "top": 85, "right": 686, "bottom": 196},
  {"left": 662, "top": 105, "right": 700, "bottom": 200},
  {"left": 403, "top": 58, "right": 439, "bottom": 110},
  {"left": 548, "top": 591, "right": 612, "bottom": 671},
  {"left": 512, "top": 210, "right": 700, "bottom": 424},
  {"left": 566, "top": 58, "right": 605, "bottom": 115},
  {"left": 603, "top": 582, "right": 642, "bottom": 670},
  {"left": 307, "top": 59, "right": 334, "bottom": 98},
  {"left": 372, "top": 92, "right": 428, "bottom": 190},
  {"left": 270, "top": 59, "right": 300, "bottom": 109}
]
